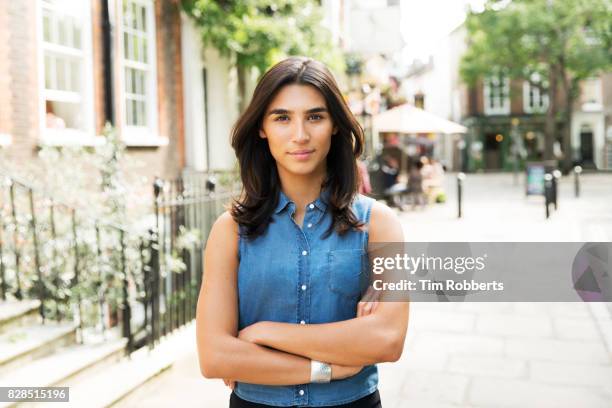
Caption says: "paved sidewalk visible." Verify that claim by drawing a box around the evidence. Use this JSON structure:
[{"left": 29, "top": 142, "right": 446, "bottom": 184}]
[{"left": 116, "top": 173, "right": 612, "bottom": 408}]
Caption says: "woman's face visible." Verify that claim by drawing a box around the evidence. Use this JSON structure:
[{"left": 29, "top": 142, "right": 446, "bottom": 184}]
[{"left": 259, "top": 84, "right": 337, "bottom": 179}]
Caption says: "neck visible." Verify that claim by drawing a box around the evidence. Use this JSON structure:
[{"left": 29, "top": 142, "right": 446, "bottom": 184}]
[{"left": 277, "top": 166, "right": 327, "bottom": 211}]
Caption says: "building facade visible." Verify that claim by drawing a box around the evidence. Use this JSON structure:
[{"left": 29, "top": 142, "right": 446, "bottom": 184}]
[
  {"left": 402, "top": 24, "right": 612, "bottom": 172},
  {"left": 0, "top": 0, "right": 242, "bottom": 210}
]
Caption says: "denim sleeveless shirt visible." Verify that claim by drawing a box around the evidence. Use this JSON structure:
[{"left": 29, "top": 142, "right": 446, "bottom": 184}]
[{"left": 234, "top": 189, "right": 378, "bottom": 407}]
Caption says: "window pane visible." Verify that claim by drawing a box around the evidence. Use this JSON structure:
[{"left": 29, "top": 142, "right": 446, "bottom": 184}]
[
  {"left": 127, "top": 98, "right": 133, "bottom": 125},
  {"left": 132, "top": 69, "right": 140, "bottom": 94},
  {"left": 131, "top": 69, "right": 137, "bottom": 94},
  {"left": 137, "top": 101, "right": 145, "bottom": 126},
  {"left": 135, "top": 4, "right": 143, "bottom": 31},
  {"left": 132, "top": 2, "right": 138, "bottom": 29},
  {"left": 56, "top": 58, "right": 66, "bottom": 90},
  {"left": 123, "top": 0, "right": 132, "bottom": 28},
  {"left": 139, "top": 70, "right": 146, "bottom": 95},
  {"left": 43, "top": 12, "right": 52, "bottom": 42},
  {"left": 125, "top": 67, "right": 132, "bottom": 93},
  {"left": 70, "top": 60, "right": 80, "bottom": 92},
  {"left": 44, "top": 55, "right": 52, "bottom": 89},
  {"left": 123, "top": 32, "right": 129, "bottom": 59},
  {"left": 133, "top": 36, "right": 140, "bottom": 62},
  {"left": 140, "top": 5, "right": 147, "bottom": 31},
  {"left": 58, "top": 17, "right": 67, "bottom": 46},
  {"left": 142, "top": 38, "right": 147, "bottom": 63},
  {"left": 126, "top": 98, "right": 132, "bottom": 125},
  {"left": 73, "top": 23, "right": 81, "bottom": 49},
  {"left": 134, "top": 99, "right": 139, "bottom": 126}
]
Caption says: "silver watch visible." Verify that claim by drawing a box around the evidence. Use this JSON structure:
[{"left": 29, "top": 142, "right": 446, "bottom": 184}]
[{"left": 310, "top": 360, "right": 332, "bottom": 383}]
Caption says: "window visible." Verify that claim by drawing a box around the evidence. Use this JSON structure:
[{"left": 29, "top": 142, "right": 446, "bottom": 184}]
[
  {"left": 119, "top": 0, "right": 158, "bottom": 143},
  {"left": 38, "top": 0, "right": 95, "bottom": 142},
  {"left": 483, "top": 74, "right": 510, "bottom": 115},
  {"left": 523, "top": 73, "right": 549, "bottom": 114},
  {"left": 580, "top": 78, "right": 602, "bottom": 112}
]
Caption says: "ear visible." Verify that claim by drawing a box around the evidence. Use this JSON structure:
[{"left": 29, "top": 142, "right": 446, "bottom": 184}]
[
  {"left": 332, "top": 126, "right": 338, "bottom": 135},
  {"left": 259, "top": 129, "right": 267, "bottom": 139}
]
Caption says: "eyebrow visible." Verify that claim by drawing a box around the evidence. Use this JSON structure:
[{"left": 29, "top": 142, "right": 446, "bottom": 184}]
[{"left": 267, "top": 107, "right": 328, "bottom": 116}]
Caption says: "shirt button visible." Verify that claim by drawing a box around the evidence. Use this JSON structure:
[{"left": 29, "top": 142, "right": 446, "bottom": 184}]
[
  {"left": 302, "top": 250, "right": 308, "bottom": 256},
  {"left": 301, "top": 284, "right": 307, "bottom": 291},
  {"left": 300, "top": 320, "right": 306, "bottom": 325},
  {"left": 309, "top": 204, "right": 315, "bottom": 209},
  {"left": 299, "top": 389, "right": 305, "bottom": 396},
  {"left": 307, "top": 223, "right": 312, "bottom": 228}
]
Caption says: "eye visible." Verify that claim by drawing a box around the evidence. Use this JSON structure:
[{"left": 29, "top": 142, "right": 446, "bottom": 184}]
[
  {"left": 308, "top": 114, "right": 323, "bottom": 121},
  {"left": 274, "top": 115, "right": 289, "bottom": 122}
]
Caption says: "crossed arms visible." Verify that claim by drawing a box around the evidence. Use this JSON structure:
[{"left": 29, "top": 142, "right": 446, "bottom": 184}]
[{"left": 196, "top": 202, "right": 409, "bottom": 386}]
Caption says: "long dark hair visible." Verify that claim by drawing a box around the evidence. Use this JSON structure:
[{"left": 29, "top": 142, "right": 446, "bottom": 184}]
[{"left": 230, "top": 56, "right": 365, "bottom": 239}]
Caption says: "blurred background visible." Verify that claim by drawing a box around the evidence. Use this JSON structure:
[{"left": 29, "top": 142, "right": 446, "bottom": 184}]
[{"left": 0, "top": 0, "right": 611, "bottom": 407}]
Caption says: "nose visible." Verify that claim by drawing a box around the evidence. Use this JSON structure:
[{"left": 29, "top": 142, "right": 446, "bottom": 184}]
[{"left": 292, "top": 119, "right": 310, "bottom": 143}]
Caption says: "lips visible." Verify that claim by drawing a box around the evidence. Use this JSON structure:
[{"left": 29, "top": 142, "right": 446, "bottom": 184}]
[{"left": 288, "top": 149, "right": 314, "bottom": 160}]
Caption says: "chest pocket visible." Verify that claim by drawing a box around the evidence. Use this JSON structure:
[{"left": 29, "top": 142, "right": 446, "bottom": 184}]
[{"left": 327, "top": 248, "right": 366, "bottom": 300}]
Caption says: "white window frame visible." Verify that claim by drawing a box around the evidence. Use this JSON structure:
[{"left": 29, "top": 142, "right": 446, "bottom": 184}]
[
  {"left": 118, "top": 0, "right": 162, "bottom": 146},
  {"left": 483, "top": 75, "right": 510, "bottom": 116},
  {"left": 36, "top": 0, "right": 99, "bottom": 146},
  {"left": 523, "top": 73, "right": 549, "bottom": 114},
  {"left": 581, "top": 77, "right": 603, "bottom": 112}
]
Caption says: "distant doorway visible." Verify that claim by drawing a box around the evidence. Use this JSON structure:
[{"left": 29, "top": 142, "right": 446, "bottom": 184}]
[
  {"left": 484, "top": 133, "right": 502, "bottom": 169},
  {"left": 580, "top": 131, "right": 594, "bottom": 168}
]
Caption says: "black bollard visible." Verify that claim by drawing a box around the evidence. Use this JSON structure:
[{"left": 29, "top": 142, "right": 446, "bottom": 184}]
[
  {"left": 552, "top": 170, "right": 561, "bottom": 210},
  {"left": 574, "top": 165, "right": 582, "bottom": 198},
  {"left": 457, "top": 172, "right": 465, "bottom": 218},
  {"left": 206, "top": 177, "right": 217, "bottom": 193},
  {"left": 544, "top": 173, "right": 553, "bottom": 219}
]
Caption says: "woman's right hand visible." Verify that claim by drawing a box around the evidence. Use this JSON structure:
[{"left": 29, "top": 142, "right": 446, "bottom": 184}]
[{"left": 331, "top": 364, "right": 363, "bottom": 380}]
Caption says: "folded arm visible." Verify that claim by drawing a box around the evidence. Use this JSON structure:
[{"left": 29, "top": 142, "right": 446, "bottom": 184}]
[{"left": 240, "top": 301, "right": 407, "bottom": 366}]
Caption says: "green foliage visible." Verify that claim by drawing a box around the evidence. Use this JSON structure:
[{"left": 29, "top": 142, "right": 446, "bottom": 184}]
[
  {"left": 461, "top": 0, "right": 611, "bottom": 86},
  {"left": 181, "top": 0, "right": 345, "bottom": 76}
]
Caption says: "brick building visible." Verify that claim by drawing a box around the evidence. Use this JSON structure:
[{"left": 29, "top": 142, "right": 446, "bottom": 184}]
[{"left": 0, "top": 0, "right": 243, "bottom": 212}]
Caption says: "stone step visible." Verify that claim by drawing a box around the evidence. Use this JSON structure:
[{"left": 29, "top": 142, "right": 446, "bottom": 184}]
[
  {"left": 50, "top": 346, "right": 173, "bottom": 408},
  {"left": 0, "top": 336, "right": 127, "bottom": 408},
  {"left": 0, "top": 300, "right": 41, "bottom": 334},
  {"left": 0, "top": 322, "right": 78, "bottom": 375}
]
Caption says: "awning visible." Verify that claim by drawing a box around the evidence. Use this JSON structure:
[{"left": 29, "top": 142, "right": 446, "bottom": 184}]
[{"left": 372, "top": 103, "right": 468, "bottom": 134}]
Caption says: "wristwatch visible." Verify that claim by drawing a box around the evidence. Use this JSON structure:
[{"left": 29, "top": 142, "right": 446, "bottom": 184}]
[{"left": 310, "top": 360, "right": 332, "bottom": 383}]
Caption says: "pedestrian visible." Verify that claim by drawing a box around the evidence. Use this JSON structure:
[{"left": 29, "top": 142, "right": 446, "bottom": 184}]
[
  {"left": 408, "top": 160, "right": 425, "bottom": 210},
  {"left": 196, "top": 56, "right": 409, "bottom": 408},
  {"left": 380, "top": 155, "right": 399, "bottom": 190}
]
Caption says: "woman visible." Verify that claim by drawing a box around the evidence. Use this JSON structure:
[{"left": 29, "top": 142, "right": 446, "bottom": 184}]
[{"left": 196, "top": 56, "right": 409, "bottom": 408}]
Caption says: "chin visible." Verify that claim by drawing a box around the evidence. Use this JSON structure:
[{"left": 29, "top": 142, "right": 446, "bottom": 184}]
[{"left": 281, "top": 161, "right": 324, "bottom": 177}]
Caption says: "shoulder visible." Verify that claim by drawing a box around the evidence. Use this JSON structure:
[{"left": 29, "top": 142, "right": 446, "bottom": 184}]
[
  {"left": 208, "top": 211, "right": 239, "bottom": 251},
  {"left": 368, "top": 200, "right": 404, "bottom": 243}
]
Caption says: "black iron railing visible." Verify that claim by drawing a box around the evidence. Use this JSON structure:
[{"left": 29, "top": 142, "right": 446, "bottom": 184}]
[{"left": 0, "top": 170, "right": 237, "bottom": 353}]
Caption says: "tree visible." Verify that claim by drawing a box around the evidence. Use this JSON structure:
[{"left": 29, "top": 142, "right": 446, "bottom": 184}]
[
  {"left": 181, "top": 0, "right": 345, "bottom": 112},
  {"left": 460, "top": 0, "right": 612, "bottom": 171}
]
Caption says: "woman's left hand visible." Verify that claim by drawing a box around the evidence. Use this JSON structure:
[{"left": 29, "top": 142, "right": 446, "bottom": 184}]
[{"left": 357, "top": 286, "right": 380, "bottom": 317}]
